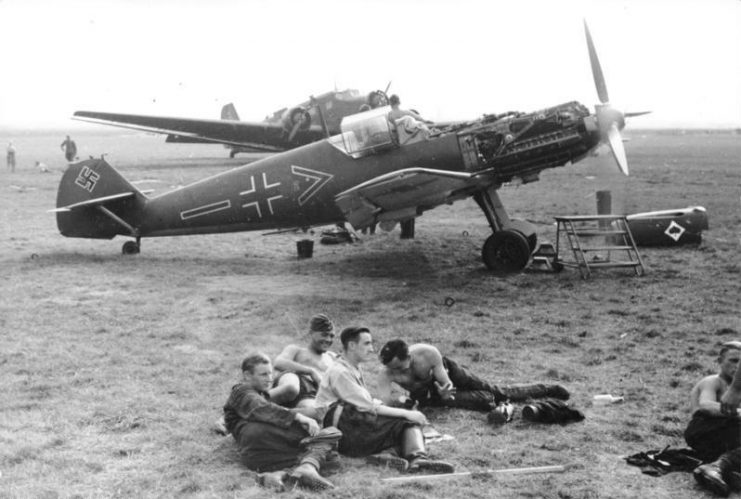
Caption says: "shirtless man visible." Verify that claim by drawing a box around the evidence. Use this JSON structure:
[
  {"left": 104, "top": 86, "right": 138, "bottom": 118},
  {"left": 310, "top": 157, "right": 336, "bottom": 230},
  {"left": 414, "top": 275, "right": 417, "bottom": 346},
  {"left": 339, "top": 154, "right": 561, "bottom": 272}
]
[
  {"left": 378, "top": 340, "right": 569, "bottom": 412},
  {"left": 271, "top": 313, "right": 337, "bottom": 408},
  {"left": 684, "top": 341, "right": 741, "bottom": 496},
  {"left": 387, "top": 94, "right": 429, "bottom": 124},
  {"left": 386, "top": 94, "right": 433, "bottom": 145},
  {"left": 215, "top": 314, "right": 336, "bottom": 435}
]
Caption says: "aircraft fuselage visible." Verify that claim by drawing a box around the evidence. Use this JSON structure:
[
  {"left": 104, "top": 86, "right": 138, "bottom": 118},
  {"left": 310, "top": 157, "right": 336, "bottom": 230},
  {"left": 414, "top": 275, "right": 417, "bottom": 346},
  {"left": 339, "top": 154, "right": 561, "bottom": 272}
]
[{"left": 138, "top": 133, "right": 465, "bottom": 237}]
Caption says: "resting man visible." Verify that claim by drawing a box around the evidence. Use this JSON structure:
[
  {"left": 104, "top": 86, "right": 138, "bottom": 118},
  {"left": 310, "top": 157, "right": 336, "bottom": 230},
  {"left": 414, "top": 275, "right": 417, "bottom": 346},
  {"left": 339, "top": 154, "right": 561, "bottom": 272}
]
[
  {"left": 687, "top": 340, "right": 741, "bottom": 496},
  {"left": 386, "top": 94, "right": 432, "bottom": 144},
  {"left": 315, "top": 327, "right": 455, "bottom": 473},
  {"left": 378, "top": 340, "right": 570, "bottom": 412},
  {"left": 223, "top": 353, "right": 341, "bottom": 491},
  {"left": 215, "top": 314, "right": 336, "bottom": 436},
  {"left": 271, "top": 313, "right": 337, "bottom": 409}
]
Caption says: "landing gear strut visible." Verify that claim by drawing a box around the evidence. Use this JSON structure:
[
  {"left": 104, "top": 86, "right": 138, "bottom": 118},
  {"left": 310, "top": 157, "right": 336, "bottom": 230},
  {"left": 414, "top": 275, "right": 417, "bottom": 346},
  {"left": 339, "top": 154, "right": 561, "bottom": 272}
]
[
  {"left": 122, "top": 238, "right": 140, "bottom": 255},
  {"left": 474, "top": 187, "right": 534, "bottom": 273}
]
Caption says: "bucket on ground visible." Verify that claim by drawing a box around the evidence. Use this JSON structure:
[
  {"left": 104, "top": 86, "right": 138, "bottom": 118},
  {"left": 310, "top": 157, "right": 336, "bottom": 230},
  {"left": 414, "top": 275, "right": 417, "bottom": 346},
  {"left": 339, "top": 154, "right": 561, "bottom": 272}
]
[{"left": 297, "top": 239, "right": 314, "bottom": 258}]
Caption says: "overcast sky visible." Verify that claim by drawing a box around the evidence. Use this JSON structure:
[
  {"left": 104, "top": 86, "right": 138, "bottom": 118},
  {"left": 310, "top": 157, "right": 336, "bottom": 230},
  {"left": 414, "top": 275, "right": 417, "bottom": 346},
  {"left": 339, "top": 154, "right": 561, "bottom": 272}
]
[{"left": 1, "top": 0, "right": 739, "bottom": 129}]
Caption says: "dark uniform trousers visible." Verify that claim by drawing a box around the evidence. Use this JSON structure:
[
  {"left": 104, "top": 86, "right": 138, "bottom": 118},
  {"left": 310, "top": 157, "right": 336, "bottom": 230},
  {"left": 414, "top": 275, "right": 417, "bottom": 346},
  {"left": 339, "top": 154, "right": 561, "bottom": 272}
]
[
  {"left": 685, "top": 411, "right": 741, "bottom": 462},
  {"left": 237, "top": 422, "right": 341, "bottom": 472}
]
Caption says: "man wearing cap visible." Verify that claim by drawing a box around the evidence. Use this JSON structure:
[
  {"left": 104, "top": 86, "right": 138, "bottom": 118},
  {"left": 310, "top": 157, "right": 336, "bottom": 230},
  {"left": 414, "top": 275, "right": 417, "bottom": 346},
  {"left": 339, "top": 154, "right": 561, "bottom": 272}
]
[
  {"left": 315, "top": 327, "right": 455, "bottom": 473},
  {"left": 685, "top": 340, "right": 741, "bottom": 496},
  {"left": 377, "top": 340, "right": 570, "bottom": 412},
  {"left": 271, "top": 313, "right": 338, "bottom": 409}
]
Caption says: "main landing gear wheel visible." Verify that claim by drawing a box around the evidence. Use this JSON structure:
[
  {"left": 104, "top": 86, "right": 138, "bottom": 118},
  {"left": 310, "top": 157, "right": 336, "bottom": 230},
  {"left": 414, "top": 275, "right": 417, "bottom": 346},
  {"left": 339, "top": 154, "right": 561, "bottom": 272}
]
[
  {"left": 122, "top": 240, "right": 140, "bottom": 255},
  {"left": 482, "top": 230, "right": 531, "bottom": 273},
  {"left": 509, "top": 219, "right": 537, "bottom": 254}
]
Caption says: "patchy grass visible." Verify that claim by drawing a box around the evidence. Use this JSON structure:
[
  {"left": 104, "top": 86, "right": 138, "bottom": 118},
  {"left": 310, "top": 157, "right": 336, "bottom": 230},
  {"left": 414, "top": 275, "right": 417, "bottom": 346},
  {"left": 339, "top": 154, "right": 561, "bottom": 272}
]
[{"left": 1, "top": 130, "right": 740, "bottom": 498}]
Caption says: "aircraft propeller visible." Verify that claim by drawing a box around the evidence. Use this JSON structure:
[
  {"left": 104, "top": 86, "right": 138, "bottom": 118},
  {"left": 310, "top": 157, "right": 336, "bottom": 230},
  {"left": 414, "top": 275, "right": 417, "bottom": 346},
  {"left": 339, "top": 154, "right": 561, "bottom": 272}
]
[
  {"left": 584, "top": 20, "right": 649, "bottom": 176},
  {"left": 288, "top": 119, "right": 303, "bottom": 142}
]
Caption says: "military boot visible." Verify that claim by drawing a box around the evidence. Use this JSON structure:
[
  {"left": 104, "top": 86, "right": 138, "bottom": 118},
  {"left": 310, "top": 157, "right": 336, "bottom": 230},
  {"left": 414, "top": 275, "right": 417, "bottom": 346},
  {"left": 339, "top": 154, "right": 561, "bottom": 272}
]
[
  {"left": 401, "top": 426, "right": 455, "bottom": 474},
  {"left": 286, "top": 463, "right": 334, "bottom": 491},
  {"left": 367, "top": 452, "right": 409, "bottom": 472},
  {"left": 694, "top": 462, "right": 730, "bottom": 497}
]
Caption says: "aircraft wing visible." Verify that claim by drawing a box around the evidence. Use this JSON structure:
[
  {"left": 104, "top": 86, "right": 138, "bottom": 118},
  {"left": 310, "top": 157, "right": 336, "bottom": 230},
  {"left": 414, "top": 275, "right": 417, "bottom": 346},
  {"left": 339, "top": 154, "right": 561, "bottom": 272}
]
[
  {"left": 72, "top": 111, "right": 327, "bottom": 152},
  {"left": 334, "top": 168, "right": 493, "bottom": 229}
]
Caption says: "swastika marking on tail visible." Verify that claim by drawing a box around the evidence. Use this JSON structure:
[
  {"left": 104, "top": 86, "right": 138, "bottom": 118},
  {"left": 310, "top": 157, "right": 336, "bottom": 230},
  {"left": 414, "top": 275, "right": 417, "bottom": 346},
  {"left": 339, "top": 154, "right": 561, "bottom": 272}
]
[{"left": 75, "top": 167, "right": 100, "bottom": 193}]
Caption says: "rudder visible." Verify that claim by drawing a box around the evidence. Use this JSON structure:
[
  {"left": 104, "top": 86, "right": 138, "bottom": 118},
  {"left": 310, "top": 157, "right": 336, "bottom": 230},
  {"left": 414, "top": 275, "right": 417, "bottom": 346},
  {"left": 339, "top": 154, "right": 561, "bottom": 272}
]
[
  {"left": 56, "top": 159, "right": 144, "bottom": 239},
  {"left": 221, "top": 103, "right": 240, "bottom": 121}
]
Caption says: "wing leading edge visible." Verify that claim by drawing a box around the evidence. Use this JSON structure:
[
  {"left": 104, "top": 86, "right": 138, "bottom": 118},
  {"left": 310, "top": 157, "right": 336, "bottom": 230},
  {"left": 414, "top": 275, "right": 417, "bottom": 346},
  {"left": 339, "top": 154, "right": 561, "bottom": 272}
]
[
  {"left": 335, "top": 168, "right": 493, "bottom": 230},
  {"left": 73, "top": 111, "right": 326, "bottom": 152}
]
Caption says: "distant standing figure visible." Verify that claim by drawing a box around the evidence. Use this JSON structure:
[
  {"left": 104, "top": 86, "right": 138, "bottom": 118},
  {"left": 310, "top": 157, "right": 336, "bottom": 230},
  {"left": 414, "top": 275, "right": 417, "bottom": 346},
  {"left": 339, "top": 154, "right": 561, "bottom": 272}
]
[
  {"left": 7, "top": 141, "right": 16, "bottom": 172},
  {"left": 60, "top": 135, "right": 77, "bottom": 162}
]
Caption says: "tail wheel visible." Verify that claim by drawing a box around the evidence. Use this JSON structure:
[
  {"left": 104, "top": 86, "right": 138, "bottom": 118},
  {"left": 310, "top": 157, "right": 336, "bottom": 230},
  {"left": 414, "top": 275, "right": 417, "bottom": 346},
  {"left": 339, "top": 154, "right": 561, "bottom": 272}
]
[
  {"left": 482, "top": 230, "right": 530, "bottom": 272},
  {"left": 122, "top": 240, "right": 140, "bottom": 255}
]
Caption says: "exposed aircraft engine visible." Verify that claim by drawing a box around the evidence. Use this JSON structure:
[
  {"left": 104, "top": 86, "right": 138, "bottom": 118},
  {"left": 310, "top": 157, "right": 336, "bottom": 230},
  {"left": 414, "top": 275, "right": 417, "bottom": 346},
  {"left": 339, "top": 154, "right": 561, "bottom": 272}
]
[
  {"left": 282, "top": 106, "right": 312, "bottom": 132},
  {"left": 461, "top": 101, "right": 595, "bottom": 185}
]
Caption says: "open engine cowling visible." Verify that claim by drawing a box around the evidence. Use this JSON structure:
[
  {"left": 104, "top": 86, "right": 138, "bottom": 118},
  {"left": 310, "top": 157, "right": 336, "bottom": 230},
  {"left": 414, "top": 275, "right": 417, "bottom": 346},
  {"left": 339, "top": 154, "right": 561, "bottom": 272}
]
[{"left": 282, "top": 106, "right": 312, "bottom": 132}]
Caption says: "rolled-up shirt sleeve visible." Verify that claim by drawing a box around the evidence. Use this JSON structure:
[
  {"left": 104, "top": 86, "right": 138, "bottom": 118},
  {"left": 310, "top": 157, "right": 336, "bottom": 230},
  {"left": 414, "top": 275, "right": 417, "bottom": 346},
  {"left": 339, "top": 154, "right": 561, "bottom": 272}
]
[
  {"left": 327, "top": 367, "right": 382, "bottom": 414},
  {"left": 239, "top": 389, "right": 295, "bottom": 428}
]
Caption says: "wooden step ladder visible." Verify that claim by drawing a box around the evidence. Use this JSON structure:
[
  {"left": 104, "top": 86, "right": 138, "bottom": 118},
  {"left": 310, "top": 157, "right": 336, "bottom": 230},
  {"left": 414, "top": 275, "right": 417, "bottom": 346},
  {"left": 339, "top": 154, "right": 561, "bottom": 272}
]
[{"left": 553, "top": 215, "right": 645, "bottom": 279}]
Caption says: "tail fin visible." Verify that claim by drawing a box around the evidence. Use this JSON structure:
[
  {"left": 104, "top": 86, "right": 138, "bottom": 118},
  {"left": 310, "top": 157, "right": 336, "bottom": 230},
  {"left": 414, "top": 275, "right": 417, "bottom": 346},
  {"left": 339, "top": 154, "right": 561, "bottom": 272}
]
[
  {"left": 221, "top": 103, "right": 240, "bottom": 121},
  {"left": 55, "top": 159, "right": 145, "bottom": 239}
]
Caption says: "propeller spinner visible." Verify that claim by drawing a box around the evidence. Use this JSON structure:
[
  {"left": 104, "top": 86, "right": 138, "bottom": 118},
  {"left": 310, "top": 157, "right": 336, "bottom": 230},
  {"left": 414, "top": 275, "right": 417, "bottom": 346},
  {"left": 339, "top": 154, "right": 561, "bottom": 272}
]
[{"left": 584, "top": 20, "right": 649, "bottom": 176}]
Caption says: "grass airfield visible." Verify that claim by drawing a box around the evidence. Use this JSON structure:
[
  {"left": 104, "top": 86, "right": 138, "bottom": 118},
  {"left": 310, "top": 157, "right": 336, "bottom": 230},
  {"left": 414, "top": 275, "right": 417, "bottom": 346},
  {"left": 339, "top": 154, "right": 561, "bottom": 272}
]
[{"left": 1, "top": 128, "right": 740, "bottom": 498}]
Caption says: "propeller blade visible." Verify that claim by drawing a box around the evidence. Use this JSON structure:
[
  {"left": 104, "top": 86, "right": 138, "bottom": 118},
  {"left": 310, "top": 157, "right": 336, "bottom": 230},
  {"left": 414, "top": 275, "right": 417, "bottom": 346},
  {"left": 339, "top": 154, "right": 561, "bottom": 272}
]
[
  {"left": 606, "top": 123, "right": 629, "bottom": 176},
  {"left": 288, "top": 120, "right": 302, "bottom": 141},
  {"left": 384, "top": 80, "right": 392, "bottom": 94},
  {"left": 584, "top": 20, "right": 609, "bottom": 104},
  {"left": 624, "top": 110, "right": 652, "bottom": 118}
]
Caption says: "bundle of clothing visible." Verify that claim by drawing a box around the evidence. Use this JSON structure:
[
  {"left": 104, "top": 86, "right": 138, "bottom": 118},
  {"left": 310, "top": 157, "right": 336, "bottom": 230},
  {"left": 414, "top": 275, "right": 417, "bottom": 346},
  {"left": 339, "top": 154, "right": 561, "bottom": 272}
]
[{"left": 625, "top": 446, "right": 702, "bottom": 476}]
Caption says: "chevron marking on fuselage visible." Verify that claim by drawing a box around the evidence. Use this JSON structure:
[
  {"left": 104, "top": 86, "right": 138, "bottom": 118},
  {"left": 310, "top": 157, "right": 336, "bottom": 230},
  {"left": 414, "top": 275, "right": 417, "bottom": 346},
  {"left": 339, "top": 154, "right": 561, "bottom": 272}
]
[
  {"left": 181, "top": 200, "right": 232, "bottom": 220},
  {"left": 291, "top": 165, "right": 334, "bottom": 206}
]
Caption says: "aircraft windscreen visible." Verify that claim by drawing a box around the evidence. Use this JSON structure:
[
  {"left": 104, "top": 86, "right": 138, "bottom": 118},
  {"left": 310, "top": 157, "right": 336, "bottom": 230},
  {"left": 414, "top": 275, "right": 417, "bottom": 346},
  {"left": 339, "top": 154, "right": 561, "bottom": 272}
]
[
  {"left": 330, "top": 107, "right": 395, "bottom": 158},
  {"left": 334, "top": 89, "right": 361, "bottom": 101}
]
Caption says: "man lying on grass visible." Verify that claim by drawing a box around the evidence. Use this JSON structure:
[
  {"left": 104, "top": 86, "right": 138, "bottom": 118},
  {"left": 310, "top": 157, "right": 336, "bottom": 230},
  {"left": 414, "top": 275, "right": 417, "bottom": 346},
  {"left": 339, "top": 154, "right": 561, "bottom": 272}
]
[
  {"left": 223, "top": 353, "right": 341, "bottom": 491},
  {"left": 315, "top": 326, "right": 455, "bottom": 473},
  {"left": 686, "top": 340, "right": 741, "bottom": 497},
  {"left": 377, "top": 339, "right": 570, "bottom": 414}
]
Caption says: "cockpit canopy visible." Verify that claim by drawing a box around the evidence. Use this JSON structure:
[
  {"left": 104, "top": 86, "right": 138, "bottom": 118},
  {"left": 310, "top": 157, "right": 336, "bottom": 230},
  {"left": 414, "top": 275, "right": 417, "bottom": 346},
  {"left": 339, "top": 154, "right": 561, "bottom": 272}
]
[{"left": 329, "top": 106, "right": 396, "bottom": 158}]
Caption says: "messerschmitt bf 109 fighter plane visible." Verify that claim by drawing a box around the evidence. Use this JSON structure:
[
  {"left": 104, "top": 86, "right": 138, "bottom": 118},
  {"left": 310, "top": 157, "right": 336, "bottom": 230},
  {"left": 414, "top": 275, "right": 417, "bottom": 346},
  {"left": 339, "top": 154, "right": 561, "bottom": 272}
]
[
  {"left": 55, "top": 22, "right": 648, "bottom": 273},
  {"left": 73, "top": 88, "right": 390, "bottom": 157}
]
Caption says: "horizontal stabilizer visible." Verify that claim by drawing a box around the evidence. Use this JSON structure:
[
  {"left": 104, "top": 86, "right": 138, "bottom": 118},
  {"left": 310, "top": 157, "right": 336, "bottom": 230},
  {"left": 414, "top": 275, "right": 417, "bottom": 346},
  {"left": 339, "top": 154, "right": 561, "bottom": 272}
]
[
  {"left": 55, "top": 159, "right": 144, "bottom": 239},
  {"left": 50, "top": 191, "right": 135, "bottom": 212}
]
